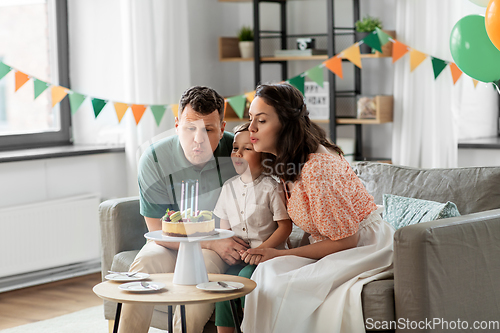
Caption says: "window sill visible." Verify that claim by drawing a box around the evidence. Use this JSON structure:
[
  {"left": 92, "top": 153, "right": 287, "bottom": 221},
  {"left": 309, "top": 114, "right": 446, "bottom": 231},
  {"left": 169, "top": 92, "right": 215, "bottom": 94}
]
[
  {"left": 0, "top": 144, "right": 125, "bottom": 163},
  {"left": 458, "top": 136, "right": 500, "bottom": 149}
]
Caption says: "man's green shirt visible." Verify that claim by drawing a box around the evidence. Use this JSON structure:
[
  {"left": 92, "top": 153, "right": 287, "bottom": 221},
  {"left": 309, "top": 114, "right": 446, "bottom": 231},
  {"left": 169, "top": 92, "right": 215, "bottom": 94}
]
[{"left": 138, "top": 132, "right": 236, "bottom": 219}]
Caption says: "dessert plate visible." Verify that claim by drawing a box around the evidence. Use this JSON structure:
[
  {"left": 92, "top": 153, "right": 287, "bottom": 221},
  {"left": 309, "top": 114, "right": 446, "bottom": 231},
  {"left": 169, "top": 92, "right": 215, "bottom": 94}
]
[
  {"left": 105, "top": 272, "right": 150, "bottom": 282},
  {"left": 196, "top": 281, "right": 244, "bottom": 292},
  {"left": 118, "top": 281, "right": 166, "bottom": 292}
]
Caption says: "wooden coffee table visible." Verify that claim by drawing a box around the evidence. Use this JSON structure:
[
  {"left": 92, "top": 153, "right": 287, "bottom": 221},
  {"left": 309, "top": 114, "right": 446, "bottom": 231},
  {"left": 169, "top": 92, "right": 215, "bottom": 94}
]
[{"left": 93, "top": 273, "right": 256, "bottom": 333}]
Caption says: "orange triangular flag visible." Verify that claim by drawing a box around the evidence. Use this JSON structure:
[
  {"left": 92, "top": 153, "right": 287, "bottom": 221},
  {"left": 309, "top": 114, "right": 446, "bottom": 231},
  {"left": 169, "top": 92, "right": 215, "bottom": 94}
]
[
  {"left": 223, "top": 100, "right": 228, "bottom": 118},
  {"left": 392, "top": 39, "right": 409, "bottom": 63},
  {"left": 244, "top": 91, "right": 256, "bottom": 103},
  {"left": 114, "top": 102, "right": 129, "bottom": 123},
  {"left": 323, "top": 56, "right": 343, "bottom": 79},
  {"left": 472, "top": 79, "right": 479, "bottom": 88},
  {"left": 449, "top": 63, "right": 463, "bottom": 85},
  {"left": 171, "top": 104, "right": 179, "bottom": 118},
  {"left": 15, "top": 71, "right": 30, "bottom": 92},
  {"left": 409, "top": 49, "right": 427, "bottom": 72},
  {"left": 131, "top": 104, "right": 146, "bottom": 125},
  {"left": 51, "top": 85, "right": 69, "bottom": 107},
  {"left": 342, "top": 44, "right": 362, "bottom": 68}
]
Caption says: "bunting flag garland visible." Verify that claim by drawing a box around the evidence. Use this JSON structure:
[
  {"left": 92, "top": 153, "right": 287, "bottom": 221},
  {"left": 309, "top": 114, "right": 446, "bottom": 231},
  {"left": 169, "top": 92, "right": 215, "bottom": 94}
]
[
  {"left": 409, "top": 49, "right": 428, "bottom": 72},
  {"left": 449, "top": 63, "right": 463, "bottom": 85},
  {"left": 51, "top": 85, "right": 69, "bottom": 107},
  {"left": 69, "top": 92, "right": 86, "bottom": 115},
  {"left": 323, "top": 56, "right": 343, "bottom": 79},
  {"left": 114, "top": 102, "right": 129, "bottom": 123},
  {"left": 244, "top": 91, "right": 256, "bottom": 103},
  {"left": 431, "top": 57, "right": 448, "bottom": 79},
  {"left": 91, "top": 98, "right": 106, "bottom": 118},
  {"left": 376, "top": 27, "right": 392, "bottom": 46},
  {"left": 0, "top": 27, "right": 493, "bottom": 129},
  {"left": 362, "top": 31, "right": 383, "bottom": 53},
  {"left": 33, "top": 79, "right": 49, "bottom": 99},
  {"left": 131, "top": 104, "right": 146, "bottom": 124},
  {"left": 342, "top": 44, "right": 362, "bottom": 68},
  {"left": 227, "top": 95, "right": 247, "bottom": 119},
  {"left": 287, "top": 74, "right": 306, "bottom": 95},
  {"left": 392, "top": 40, "right": 409, "bottom": 63},
  {"left": 305, "top": 65, "right": 324, "bottom": 87},
  {"left": 0, "top": 62, "right": 11, "bottom": 80},
  {"left": 15, "top": 71, "right": 30, "bottom": 91},
  {"left": 171, "top": 104, "right": 179, "bottom": 118},
  {"left": 150, "top": 105, "right": 167, "bottom": 126}
]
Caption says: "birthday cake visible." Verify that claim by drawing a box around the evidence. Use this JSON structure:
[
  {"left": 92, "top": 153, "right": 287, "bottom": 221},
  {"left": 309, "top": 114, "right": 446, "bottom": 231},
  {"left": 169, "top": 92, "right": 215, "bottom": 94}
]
[{"left": 162, "top": 209, "right": 215, "bottom": 237}]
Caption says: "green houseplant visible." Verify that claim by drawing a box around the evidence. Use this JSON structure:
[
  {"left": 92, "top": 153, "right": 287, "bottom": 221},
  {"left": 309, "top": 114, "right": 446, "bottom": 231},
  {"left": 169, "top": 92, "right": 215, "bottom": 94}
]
[
  {"left": 237, "top": 26, "right": 254, "bottom": 58},
  {"left": 355, "top": 15, "right": 383, "bottom": 54}
]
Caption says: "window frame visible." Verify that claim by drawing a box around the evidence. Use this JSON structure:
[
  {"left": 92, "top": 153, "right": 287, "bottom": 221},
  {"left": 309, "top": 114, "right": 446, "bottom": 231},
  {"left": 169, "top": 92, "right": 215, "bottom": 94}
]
[{"left": 0, "top": 0, "right": 71, "bottom": 151}]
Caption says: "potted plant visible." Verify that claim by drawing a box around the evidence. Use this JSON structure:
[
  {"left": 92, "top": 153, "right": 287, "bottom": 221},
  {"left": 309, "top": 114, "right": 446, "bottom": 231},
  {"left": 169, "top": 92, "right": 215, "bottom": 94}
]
[
  {"left": 355, "top": 15, "right": 383, "bottom": 54},
  {"left": 237, "top": 26, "right": 254, "bottom": 59}
]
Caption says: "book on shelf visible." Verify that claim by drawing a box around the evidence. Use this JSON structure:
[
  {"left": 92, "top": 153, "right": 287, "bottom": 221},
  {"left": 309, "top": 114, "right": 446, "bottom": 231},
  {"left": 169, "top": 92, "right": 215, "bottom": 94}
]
[{"left": 273, "top": 49, "right": 327, "bottom": 57}]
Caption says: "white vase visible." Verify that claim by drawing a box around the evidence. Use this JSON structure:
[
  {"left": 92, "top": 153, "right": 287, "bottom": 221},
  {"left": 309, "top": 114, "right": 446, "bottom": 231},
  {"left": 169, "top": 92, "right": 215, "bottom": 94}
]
[{"left": 238, "top": 41, "right": 254, "bottom": 59}]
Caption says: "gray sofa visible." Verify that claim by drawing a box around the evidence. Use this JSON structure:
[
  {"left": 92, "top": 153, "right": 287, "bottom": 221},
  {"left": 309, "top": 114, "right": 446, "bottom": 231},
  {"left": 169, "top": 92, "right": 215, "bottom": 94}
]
[{"left": 99, "top": 162, "right": 500, "bottom": 332}]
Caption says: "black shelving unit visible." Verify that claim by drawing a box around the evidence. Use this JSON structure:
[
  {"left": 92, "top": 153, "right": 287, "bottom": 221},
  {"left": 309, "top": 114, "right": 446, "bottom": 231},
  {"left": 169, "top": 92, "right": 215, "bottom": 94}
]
[{"left": 251, "top": 0, "right": 365, "bottom": 159}]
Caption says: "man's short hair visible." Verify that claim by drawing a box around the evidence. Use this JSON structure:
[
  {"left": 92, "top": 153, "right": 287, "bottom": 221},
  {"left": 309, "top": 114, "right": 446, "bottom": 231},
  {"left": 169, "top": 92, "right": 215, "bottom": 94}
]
[{"left": 179, "top": 86, "right": 225, "bottom": 122}]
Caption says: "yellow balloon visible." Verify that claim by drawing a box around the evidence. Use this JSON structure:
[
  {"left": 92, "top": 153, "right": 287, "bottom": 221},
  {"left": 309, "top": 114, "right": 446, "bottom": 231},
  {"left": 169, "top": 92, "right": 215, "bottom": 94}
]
[{"left": 486, "top": 0, "right": 500, "bottom": 51}]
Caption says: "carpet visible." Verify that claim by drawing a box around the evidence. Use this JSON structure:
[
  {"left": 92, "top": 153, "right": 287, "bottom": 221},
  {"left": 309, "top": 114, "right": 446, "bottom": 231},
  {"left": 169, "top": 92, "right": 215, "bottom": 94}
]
[{"left": 0, "top": 306, "right": 165, "bottom": 333}]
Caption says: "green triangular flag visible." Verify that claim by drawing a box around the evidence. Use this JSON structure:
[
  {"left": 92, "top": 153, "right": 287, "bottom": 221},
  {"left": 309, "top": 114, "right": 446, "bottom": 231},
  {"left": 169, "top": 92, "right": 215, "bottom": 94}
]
[
  {"left": 33, "top": 79, "right": 49, "bottom": 99},
  {"left": 0, "top": 62, "right": 11, "bottom": 80},
  {"left": 68, "top": 92, "right": 86, "bottom": 115},
  {"left": 431, "top": 57, "right": 448, "bottom": 80},
  {"left": 91, "top": 98, "right": 106, "bottom": 118},
  {"left": 150, "top": 105, "right": 167, "bottom": 126},
  {"left": 287, "top": 74, "right": 305, "bottom": 96},
  {"left": 227, "top": 95, "right": 247, "bottom": 119},
  {"left": 305, "top": 65, "right": 324, "bottom": 88},
  {"left": 375, "top": 27, "right": 391, "bottom": 46},
  {"left": 362, "top": 31, "right": 382, "bottom": 53}
]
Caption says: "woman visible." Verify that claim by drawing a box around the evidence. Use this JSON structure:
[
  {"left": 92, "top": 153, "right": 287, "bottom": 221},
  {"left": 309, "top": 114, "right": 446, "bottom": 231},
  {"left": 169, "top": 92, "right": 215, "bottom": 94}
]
[{"left": 240, "top": 83, "right": 395, "bottom": 333}]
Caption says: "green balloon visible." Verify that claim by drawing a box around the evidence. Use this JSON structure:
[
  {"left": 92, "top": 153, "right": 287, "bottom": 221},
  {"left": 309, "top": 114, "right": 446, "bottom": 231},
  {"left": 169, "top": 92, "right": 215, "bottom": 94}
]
[{"left": 450, "top": 15, "right": 500, "bottom": 83}]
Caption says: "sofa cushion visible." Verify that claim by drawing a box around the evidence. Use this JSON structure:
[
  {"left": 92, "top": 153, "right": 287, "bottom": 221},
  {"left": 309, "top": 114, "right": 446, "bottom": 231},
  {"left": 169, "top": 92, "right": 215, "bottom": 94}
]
[
  {"left": 362, "top": 279, "right": 395, "bottom": 331},
  {"left": 352, "top": 162, "right": 500, "bottom": 215},
  {"left": 383, "top": 194, "right": 461, "bottom": 229}
]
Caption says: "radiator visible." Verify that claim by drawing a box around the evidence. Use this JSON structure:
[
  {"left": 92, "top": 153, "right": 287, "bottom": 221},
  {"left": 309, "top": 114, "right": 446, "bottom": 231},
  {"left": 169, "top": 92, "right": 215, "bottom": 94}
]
[{"left": 0, "top": 194, "right": 101, "bottom": 279}]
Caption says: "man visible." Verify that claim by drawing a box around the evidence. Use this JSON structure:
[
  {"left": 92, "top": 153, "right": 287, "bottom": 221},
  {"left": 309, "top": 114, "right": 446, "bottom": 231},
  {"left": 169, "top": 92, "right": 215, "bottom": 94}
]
[{"left": 119, "top": 86, "right": 249, "bottom": 333}]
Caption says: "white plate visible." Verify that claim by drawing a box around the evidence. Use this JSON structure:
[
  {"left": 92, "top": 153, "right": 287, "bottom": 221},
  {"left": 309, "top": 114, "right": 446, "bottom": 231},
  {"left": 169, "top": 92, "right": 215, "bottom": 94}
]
[
  {"left": 196, "top": 281, "right": 244, "bottom": 292},
  {"left": 105, "top": 272, "right": 150, "bottom": 282},
  {"left": 118, "top": 281, "right": 166, "bottom": 292}
]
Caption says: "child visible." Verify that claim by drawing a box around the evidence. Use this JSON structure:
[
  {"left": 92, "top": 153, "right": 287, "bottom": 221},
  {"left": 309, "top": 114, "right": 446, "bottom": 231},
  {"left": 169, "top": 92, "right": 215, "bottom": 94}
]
[{"left": 213, "top": 122, "right": 293, "bottom": 333}]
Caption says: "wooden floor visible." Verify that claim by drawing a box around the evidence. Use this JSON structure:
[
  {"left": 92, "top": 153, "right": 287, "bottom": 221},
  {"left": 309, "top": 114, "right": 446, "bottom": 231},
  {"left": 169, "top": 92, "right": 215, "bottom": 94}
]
[{"left": 0, "top": 272, "right": 103, "bottom": 330}]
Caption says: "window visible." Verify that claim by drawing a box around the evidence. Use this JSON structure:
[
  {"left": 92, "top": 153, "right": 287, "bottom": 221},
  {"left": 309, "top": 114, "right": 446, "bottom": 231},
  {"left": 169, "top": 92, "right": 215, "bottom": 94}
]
[{"left": 0, "top": 0, "right": 70, "bottom": 151}]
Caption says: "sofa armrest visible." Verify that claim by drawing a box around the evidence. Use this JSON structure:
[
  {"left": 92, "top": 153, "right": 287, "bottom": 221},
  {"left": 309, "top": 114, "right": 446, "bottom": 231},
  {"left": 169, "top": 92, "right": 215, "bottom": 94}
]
[
  {"left": 394, "top": 209, "right": 500, "bottom": 332},
  {"left": 99, "top": 196, "right": 148, "bottom": 279}
]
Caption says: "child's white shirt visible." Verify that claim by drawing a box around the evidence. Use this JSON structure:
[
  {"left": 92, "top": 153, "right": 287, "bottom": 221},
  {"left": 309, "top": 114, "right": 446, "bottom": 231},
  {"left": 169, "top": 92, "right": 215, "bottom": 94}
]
[{"left": 214, "top": 174, "right": 289, "bottom": 249}]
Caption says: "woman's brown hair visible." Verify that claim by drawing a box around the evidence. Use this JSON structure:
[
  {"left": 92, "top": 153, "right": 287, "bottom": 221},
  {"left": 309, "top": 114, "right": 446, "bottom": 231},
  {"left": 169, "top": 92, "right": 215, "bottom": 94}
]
[{"left": 255, "top": 83, "right": 343, "bottom": 183}]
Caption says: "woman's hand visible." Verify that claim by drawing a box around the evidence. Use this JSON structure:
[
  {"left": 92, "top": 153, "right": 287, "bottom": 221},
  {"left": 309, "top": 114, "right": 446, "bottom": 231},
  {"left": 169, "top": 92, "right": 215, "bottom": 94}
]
[
  {"left": 203, "top": 237, "right": 249, "bottom": 265},
  {"left": 245, "top": 247, "right": 281, "bottom": 263},
  {"left": 240, "top": 251, "right": 263, "bottom": 265}
]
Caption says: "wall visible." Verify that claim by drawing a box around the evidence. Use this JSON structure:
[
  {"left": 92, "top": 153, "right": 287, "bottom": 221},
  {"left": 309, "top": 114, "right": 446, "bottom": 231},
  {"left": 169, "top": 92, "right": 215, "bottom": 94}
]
[{"left": 0, "top": 153, "right": 128, "bottom": 209}]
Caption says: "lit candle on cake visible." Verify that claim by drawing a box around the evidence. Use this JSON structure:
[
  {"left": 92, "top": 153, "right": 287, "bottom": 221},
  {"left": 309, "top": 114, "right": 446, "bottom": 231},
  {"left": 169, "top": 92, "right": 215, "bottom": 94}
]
[
  {"left": 190, "top": 184, "right": 194, "bottom": 218},
  {"left": 184, "top": 182, "right": 189, "bottom": 218},
  {"left": 195, "top": 180, "right": 199, "bottom": 216},
  {"left": 180, "top": 181, "right": 185, "bottom": 214}
]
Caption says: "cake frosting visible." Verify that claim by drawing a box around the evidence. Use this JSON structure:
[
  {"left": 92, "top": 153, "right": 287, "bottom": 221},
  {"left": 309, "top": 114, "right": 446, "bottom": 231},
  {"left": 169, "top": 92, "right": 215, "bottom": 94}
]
[{"left": 161, "top": 209, "right": 215, "bottom": 237}]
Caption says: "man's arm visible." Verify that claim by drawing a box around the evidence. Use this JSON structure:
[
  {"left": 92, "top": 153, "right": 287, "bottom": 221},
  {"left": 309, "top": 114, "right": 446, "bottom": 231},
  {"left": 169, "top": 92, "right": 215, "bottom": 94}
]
[{"left": 144, "top": 216, "right": 179, "bottom": 250}]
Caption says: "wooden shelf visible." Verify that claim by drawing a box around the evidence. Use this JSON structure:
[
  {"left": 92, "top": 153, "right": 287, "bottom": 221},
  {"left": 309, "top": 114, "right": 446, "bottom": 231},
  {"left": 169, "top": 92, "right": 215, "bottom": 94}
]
[{"left": 337, "top": 95, "right": 393, "bottom": 124}]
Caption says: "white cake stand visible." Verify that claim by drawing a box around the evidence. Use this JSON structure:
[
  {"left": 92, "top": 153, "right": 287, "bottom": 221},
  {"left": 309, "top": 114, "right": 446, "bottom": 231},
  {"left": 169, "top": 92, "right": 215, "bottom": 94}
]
[{"left": 144, "top": 229, "right": 234, "bottom": 285}]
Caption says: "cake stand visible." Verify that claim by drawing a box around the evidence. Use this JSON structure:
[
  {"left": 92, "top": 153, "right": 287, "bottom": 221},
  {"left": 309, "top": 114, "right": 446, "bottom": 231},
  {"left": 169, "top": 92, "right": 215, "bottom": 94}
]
[{"left": 144, "top": 229, "right": 234, "bottom": 285}]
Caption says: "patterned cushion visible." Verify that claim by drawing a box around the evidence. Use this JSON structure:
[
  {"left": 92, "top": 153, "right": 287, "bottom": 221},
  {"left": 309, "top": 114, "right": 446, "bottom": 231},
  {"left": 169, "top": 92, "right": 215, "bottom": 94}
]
[{"left": 383, "top": 194, "right": 461, "bottom": 230}]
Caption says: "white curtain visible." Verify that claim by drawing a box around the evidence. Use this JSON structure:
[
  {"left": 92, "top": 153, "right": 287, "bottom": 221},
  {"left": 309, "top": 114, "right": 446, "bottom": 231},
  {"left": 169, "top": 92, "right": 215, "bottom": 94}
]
[
  {"left": 120, "top": 0, "right": 191, "bottom": 196},
  {"left": 392, "top": 0, "right": 498, "bottom": 168}
]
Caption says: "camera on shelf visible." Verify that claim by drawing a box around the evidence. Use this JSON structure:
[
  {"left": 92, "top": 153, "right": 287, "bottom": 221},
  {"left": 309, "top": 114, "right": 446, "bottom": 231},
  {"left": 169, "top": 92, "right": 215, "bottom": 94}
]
[{"left": 296, "top": 38, "right": 315, "bottom": 50}]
